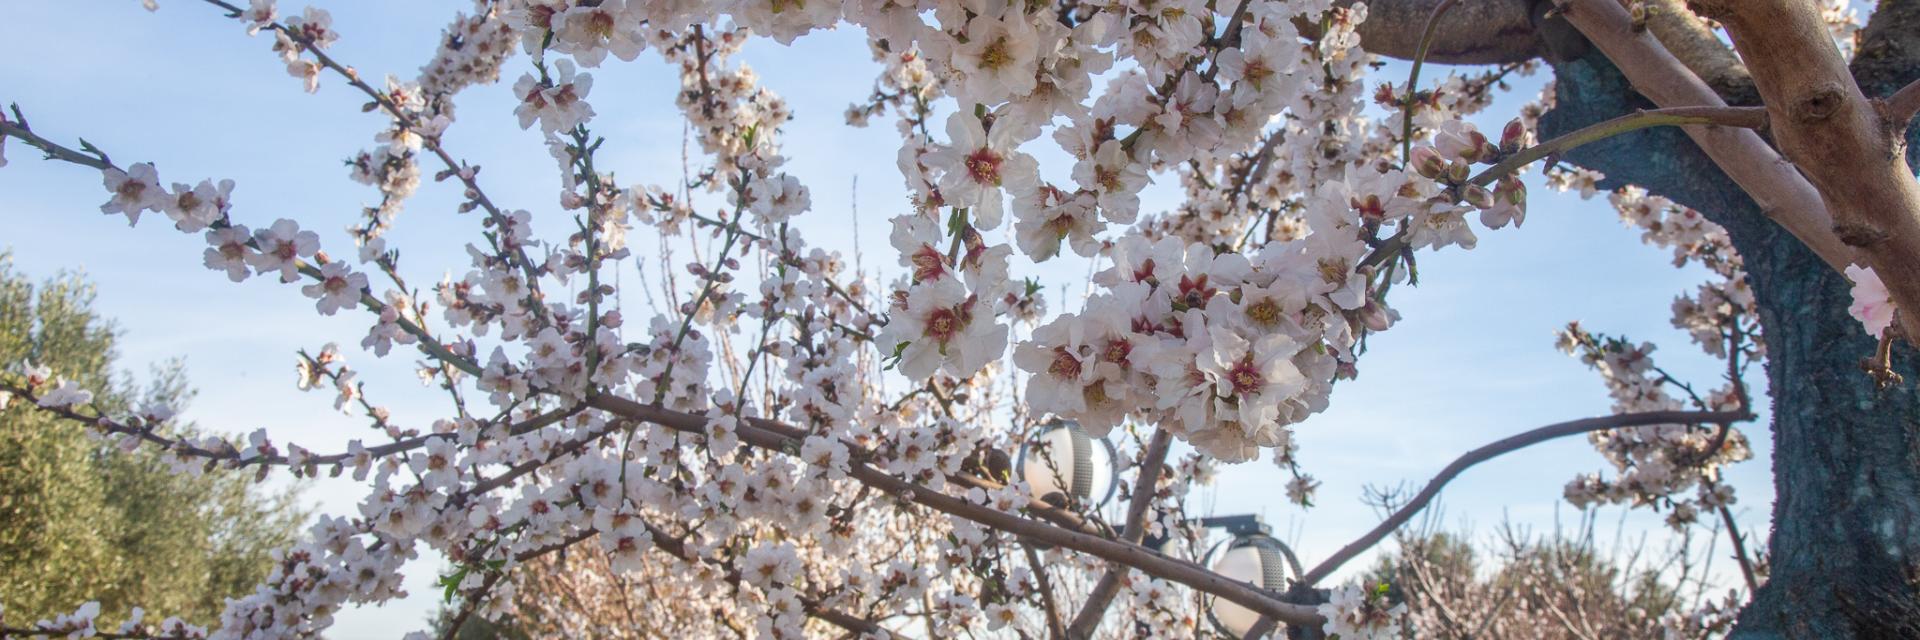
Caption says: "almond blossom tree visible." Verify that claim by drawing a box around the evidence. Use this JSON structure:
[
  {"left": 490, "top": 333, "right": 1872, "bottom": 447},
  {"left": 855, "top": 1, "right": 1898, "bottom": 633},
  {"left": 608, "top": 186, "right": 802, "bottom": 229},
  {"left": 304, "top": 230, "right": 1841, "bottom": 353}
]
[{"left": 0, "top": 0, "right": 1915, "bottom": 638}]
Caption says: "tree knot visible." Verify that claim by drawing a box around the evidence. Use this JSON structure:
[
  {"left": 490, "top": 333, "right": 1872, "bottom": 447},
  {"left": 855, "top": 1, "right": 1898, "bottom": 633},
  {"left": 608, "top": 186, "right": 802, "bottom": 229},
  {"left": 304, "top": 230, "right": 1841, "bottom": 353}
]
[
  {"left": 1793, "top": 84, "right": 1848, "bottom": 123},
  {"left": 1835, "top": 220, "right": 1892, "bottom": 247}
]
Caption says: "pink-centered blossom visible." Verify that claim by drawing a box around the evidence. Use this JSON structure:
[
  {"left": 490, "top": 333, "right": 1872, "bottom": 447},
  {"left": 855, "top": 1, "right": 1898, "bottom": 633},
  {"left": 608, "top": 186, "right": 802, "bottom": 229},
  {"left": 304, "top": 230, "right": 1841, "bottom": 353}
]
[{"left": 1846, "top": 264, "right": 1895, "bottom": 338}]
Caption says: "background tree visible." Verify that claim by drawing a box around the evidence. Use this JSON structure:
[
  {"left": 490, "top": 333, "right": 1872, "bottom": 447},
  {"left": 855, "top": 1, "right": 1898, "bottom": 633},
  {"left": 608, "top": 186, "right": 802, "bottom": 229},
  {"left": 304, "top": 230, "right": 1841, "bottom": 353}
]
[{"left": 0, "top": 252, "right": 306, "bottom": 626}]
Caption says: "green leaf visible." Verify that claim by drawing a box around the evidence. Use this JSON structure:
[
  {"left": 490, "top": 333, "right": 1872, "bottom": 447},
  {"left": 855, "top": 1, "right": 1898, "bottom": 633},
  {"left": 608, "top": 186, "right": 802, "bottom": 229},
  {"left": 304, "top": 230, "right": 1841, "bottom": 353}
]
[{"left": 439, "top": 566, "right": 470, "bottom": 604}]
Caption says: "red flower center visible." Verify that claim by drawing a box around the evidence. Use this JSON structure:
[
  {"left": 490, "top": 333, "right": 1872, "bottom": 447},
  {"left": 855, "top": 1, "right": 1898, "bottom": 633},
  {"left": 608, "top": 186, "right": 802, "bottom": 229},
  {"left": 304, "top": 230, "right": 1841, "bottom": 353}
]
[
  {"left": 1101, "top": 338, "right": 1133, "bottom": 367},
  {"left": 911, "top": 246, "right": 947, "bottom": 282},
  {"left": 1047, "top": 347, "right": 1082, "bottom": 379},
  {"left": 965, "top": 147, "right": 1003, "bottom": 186},
  {"left": 1228, "top": 357, "right": 1264, "bottom": 396},
  {"left": 925, "top": 307, "right": 959, "bottom": 342},
  {"left": 1177, "top": 274, "right": 1216, "bottom": 309}
]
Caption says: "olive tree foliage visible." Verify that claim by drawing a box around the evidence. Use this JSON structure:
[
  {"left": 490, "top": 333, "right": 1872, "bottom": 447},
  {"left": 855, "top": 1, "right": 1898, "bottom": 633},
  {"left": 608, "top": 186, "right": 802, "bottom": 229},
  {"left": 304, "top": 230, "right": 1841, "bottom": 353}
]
[
  {"left": 0, "top": 0, "right": 1914, "bottom": 638},
  {"left": 0, "top": 253, "right": 306, "bottom": 628}
]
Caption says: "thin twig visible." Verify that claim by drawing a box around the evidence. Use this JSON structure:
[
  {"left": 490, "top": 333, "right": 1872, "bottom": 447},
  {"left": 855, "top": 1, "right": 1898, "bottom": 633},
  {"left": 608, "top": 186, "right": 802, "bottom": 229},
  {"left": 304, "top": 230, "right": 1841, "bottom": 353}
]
[
  {"left": 1065, "top": 428, "right": 1175, "bottom": 638},
  {"left": 1299, "top": 408, "right": 1753, "bottom": 585}
]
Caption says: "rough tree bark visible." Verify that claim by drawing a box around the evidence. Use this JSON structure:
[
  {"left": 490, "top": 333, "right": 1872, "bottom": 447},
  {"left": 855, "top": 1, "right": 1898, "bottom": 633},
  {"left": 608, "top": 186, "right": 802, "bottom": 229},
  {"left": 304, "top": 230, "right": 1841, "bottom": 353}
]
[{"left": 1543, "top": 46, "right": 1920, "bottom": 640}]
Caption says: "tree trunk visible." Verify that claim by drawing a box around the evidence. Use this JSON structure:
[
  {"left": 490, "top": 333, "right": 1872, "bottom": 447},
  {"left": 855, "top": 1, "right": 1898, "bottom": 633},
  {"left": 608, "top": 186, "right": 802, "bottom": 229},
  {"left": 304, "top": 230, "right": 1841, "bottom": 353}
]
[{"left": 1542, "top": 52, "right": 1920, "bottom": 638}]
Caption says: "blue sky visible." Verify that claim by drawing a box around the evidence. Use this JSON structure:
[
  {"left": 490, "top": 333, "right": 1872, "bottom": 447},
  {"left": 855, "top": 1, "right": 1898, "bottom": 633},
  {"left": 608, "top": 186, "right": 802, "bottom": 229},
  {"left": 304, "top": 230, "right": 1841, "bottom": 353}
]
[{"left": 0, "top": 3, "right": 1770, "bottom": 636}]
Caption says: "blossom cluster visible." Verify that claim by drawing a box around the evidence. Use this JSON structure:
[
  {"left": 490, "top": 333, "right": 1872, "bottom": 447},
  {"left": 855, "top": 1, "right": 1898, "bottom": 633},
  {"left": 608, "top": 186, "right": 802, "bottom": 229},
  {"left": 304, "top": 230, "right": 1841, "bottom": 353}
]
[
  {"left": 1549, "top": 179, "right": 1759, "bottom": 531},
  {"left": 1, "top": 602, "right": 208, "bottom": 640}
]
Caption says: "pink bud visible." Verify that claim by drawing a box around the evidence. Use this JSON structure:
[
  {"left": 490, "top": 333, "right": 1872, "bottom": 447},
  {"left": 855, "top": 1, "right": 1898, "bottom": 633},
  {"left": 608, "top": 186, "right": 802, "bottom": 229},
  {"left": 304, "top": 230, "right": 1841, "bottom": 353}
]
[
  {"left": 1497, "top": 176, "right": 1527, "bottom": 205},
  {"left": 1462, "top": 184, "right": 1495, "bottom": 209},
  {"left": 1462, "top": 131, "right": 1490, "bottom": 162},
  {"left": 1501, "top": 119, "right": 1528, "bottom": 151},
  {"left": 1359, "top": 300, "right": 1398, "bottom": 332},
  {"left": 1412, "top": 146, "right": 1446, "bottom": 179}
]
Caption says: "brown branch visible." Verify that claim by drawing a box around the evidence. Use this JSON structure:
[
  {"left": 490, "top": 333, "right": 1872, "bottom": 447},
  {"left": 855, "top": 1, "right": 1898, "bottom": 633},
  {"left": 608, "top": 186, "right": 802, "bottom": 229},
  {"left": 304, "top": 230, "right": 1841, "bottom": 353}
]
[
  {"left": 1888, "top": 78, "right": 1920, "bottom": 126},
  {"left": 1065, "top": 428, "right": 1175, "bottom": 639},
  {"left": 1558, "top": 0, "right": 1860, "bottom": 276},
  {"left": 1360, "top": 105, "right": 1768, "bottom": 271},
  {"left": 197, "top": 0, "right": 552, "bottom": 326},
  {"left": 1689, "top": 0, "right": 1920, "bottom": 341},
  {"left": 1298, "top": 408, "right": 1754, "bottom": 586},
  {"left": 1343, "top": 0, "right": 1543, "bottom": 64},
  {"left": 441, "top": 530, "right": 598, "bottom": 640},
  {"left": 1025, "top": 543, "right": 1067, "bottom": 640},
  {"left": 1642, "top": 0, "right": 1755, "bottom": 102},
  {"left": 582, "top": 394, "right": 1327, "bottom": 628},
  {"left": 1717, "top": 502, "right": 1761, "bottom": 595},
  {"left": 1400, "top": 0, "right": 1463, "bottom": 164},
  {"left": 0, "top": 119, "right": 112, "bottom": 170}
]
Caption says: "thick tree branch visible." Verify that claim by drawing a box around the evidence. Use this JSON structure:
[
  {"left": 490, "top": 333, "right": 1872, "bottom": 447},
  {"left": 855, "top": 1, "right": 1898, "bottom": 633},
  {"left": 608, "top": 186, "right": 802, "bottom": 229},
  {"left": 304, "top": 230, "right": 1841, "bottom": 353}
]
[
  {"left": 1557, "top": 0, "right": 1859, "bottom": 276},
  {"left": 1298, "top": 409, "right": 1753, "bottom": 586},
  {"left": 1065, "top": 428, "right": 1175, "bottom": 639},
  {"left": 1642, "top": 0, "right": 1755, "bottom": 103},
  {"left": 1343, "top": 0, "right": 1543, "bottom": 64},
  {"left": 1691, "top": 0, "right": 1920, "bottom": 341}
]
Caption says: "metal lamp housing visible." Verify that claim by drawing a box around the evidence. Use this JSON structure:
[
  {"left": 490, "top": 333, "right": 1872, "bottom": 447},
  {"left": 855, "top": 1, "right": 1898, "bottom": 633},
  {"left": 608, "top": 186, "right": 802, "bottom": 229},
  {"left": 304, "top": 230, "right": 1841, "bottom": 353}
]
[
  {"left": 1206, "top": 533, "right": 1296, "bottom": 637},
  {"left": 1014, "top": 420, "right": 1117, "bottom": 509}
]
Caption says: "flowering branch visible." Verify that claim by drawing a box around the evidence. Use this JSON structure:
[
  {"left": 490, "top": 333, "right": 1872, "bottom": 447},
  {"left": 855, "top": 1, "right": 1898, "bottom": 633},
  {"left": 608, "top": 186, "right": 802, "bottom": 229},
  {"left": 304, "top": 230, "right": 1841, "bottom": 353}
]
[
  {"left": 196, "top": 0, "right": 552, "bottom": 325},
  {"left": 2, "top": 0, "right": 1819, "bottom": 635},
  {"left": 0, "top": 377, "right": 578, "bottom": 474},
  {"left": 11, "top": 67, "right": 1325, "bottom": 634},
  {"left": 1361, "top": 105, "right": 1766, "bottom": 271},
  {"left": 582, "top": 394, "right": 1327, "bottom": 627}
]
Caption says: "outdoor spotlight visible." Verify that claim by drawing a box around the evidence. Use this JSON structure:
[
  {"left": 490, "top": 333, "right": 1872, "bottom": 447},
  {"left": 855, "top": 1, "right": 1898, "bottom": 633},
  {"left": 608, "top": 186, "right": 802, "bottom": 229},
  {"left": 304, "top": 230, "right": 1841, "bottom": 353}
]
[
  {"left": 1013, "top": 419, "right": 1118, "bottom": 509},
  {"left": 1202, "top": 515, "right": 1302, "bottom": 638}
]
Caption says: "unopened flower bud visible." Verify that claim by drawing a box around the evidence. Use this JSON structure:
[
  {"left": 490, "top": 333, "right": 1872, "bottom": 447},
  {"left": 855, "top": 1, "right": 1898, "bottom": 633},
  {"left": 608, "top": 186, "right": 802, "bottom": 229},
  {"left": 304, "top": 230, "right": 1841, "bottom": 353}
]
[
  {"left": 1358, "top": 299, "right": 1398, "bottom": 332},
  {"left": 1497, "top": 176, "right": 1527, "bottom": 205},
  {"left": 1461, "top": 131, "right": 1491, "bottom": 163},
  {"left": 1462, "top": 184, "right": 1495, "bottom": 209},
  {"left": 1411, "top": 146, "right": 1446, "bottom": 179},
  {"left": 1501, "top": 118, "right": 1528, "bottom": 152}
]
